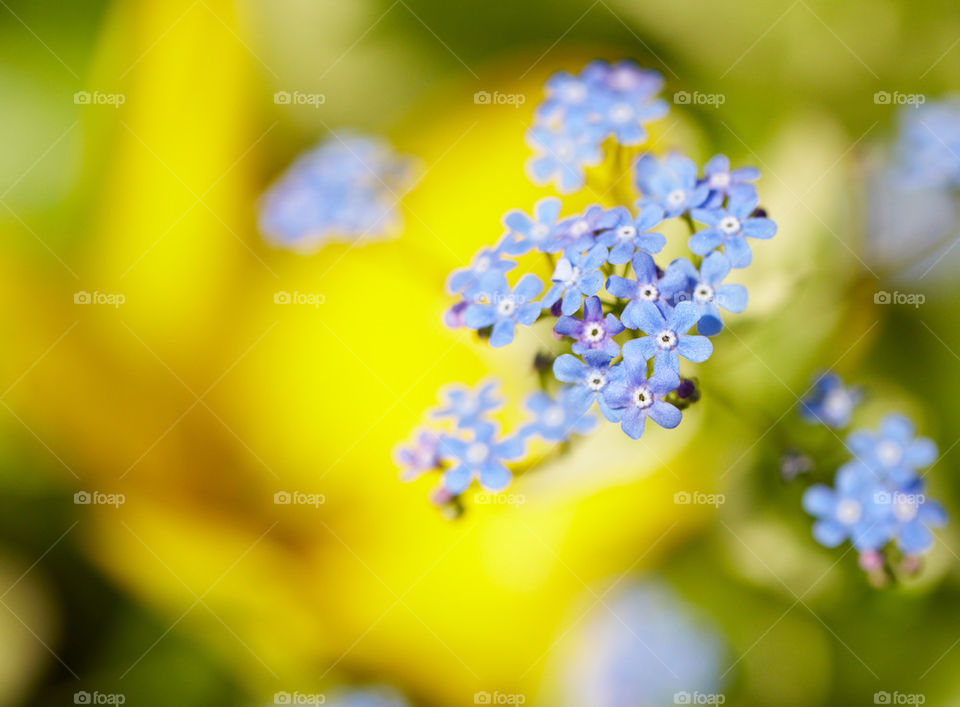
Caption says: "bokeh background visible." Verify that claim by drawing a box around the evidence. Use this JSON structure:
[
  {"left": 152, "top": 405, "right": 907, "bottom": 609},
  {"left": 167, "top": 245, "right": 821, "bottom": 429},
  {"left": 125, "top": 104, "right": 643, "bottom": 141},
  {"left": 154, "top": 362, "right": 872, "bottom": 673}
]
[{"left": 2, "top": 0, "right": 960, "bottom": 705}]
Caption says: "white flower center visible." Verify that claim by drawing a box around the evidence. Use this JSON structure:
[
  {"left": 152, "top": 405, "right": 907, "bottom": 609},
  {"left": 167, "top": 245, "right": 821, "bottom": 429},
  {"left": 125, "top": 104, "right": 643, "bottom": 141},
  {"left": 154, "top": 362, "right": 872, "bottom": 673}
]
[
  {"left": 616, "top": 225, "right": 637, "bottom": 240},
  {"left": 666, "top": 189, "right": 686, "bottom": 207},
  {"left": 608, "top": 68, "right": 637, "bottom": 91},
  {"left": 656, "top": 329, "right": 677, "bottom": 350},
  {"left": 543, "top": 405, "right": 566, "bottom": 427},
  {"left": 555, "top": 141, "right": 575, "bottom": 160},
  {"left": 835, "top": 498, "right": 862, "bottom": 525},
  {"left": 894, "top": 498, "right": 919, "bottom": 522},
  {"left": 709, "top": 172, "right": 731, "bottom": 189},
  {"left": 563, "top": 266, "right": 581, "bottom": 288},
  {"left": 586, "top": 370, "right": 607, "bottom": 391},
  {"left": 466, "top": 443, "right": 489, "bottom": 465},
  {"left": 876, "top": 440, "right": 902, "bottom": 467},
  {"left": 694, "top": 284, "right": 714, "bottom": 303},
  {"left": 584, "top": 323, "right": 605, "bottom": 343},
  {"left": 531, "top": 223, "right": 550, "bottom": 240},
  {"left": 570, "top": 220, "right": 589, "bottom": 236},
  {"left": 562, "top": 82, "right": 588, "bottom": 104},
  {"left": 475, "top": 255, "right": 491, "bottom": 272},
  {"left": 719, "top": 216, "right": 741, "bottom": 234},
  {"left": 640, "top": 284, "right": 659, "bottom": 301},
  {"left": 497, "top": 298, "right": 516, "bottom": 316},
  {"left": 822, "top": 389, "right": 852, "bottom": 421},
  {"left": 633, "top": 385, "right": 654, "bottom": 409},
  {"left": 610, "top": 102, "right": 633, "bottom": 124}
]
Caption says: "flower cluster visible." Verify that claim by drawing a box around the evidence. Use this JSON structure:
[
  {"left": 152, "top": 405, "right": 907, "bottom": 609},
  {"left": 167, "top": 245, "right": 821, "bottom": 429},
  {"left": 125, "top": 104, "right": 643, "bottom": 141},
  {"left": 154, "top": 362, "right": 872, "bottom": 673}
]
[
  {"left": 401, "top": 61, "right": 777, "bottom": 507},
  {"left": 259, "top": 133, "right": 418, "bottom": 252},
  {"left": 798, "top": 373, "right": 948, "bottom": 581}
]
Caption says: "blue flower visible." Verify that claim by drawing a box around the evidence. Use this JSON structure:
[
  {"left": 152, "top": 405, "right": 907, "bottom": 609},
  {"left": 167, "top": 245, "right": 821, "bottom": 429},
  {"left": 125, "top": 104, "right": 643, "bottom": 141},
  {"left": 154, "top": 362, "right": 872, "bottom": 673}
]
[
  {"left": 603, "top": 359, "right": 681, "bottom": 439},
  {"left": 689, "top": 186, "right": 777, "bottom": 268},
  {"left": 701, "top": 153, "right": 760, "bottom": 199},
  {"left": 439, "top": 424, "right": 525, "bottom": 493},
  {"left": 394, "top": 429, "right": 441, "bottom": 481},
  {"left": 667, "top": 252, "right": 747, "bottom": 335},
  {"left": 550, "top": 205, "right": 619, "bottom": 255},
  {"left": 446, "top": 246, "right": 516, "bottom": 297},
  {"left": 536, "top": 70, "right": 595, "bottom": 122},
  {"left": 800, "top": 371, "right": 862, "bottom": 428},
  {"left": 555, "top": 296, "right": 625, "bottom": 357},
  {"left": 500, "top": 197, "right": 563, "bottom": 255},
  {"left": 464, "top": 273, "right": 543, "bottom": 347},
  {"left": 621, "top": 301, "right": 713, "bottom": 374},
  {"left": 596, "top": 204, "right": 666, "bottom": 264},
  {"left": 543, "top": 243, "right": 609, "bottom": 315},
  {"left": 607, "top": 251, "right": 689, "bottom": 323},
  {"left": 589, "top": 86, "right": 668, "bottom": 146},
  {"left": 552, "top": 351, "right": 624, "bottom": 422},
  {"left": 526, "top": 124, "right": 603, "bottom": 194},
  {"left": 802, "top": 462, "right": 892, "bottom": 551},
  {"left": 846, "top": 413, "right": 937, "bottom": 484},
  {"left": 894, "top": 99, "right": 960, "bottom": 190},
  {"left": 433, "top": 380, "right": 502, "bottom": 429},
  {"left": 880, "top": 480, "right": 948, "bottom": 555},
  {"left": 520, "top": 390, "right": 597, "bottom": 442},
  {"left": 634, "top": 153, "right": 710, "bottom": 217}
]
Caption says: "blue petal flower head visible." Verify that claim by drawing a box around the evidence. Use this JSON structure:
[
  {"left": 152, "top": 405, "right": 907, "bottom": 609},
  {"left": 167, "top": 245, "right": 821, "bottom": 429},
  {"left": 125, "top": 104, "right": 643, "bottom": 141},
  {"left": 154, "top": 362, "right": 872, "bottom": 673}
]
[
  {"left": 543, "top": 243, "right": 609, "bottom": 315},
  {"left": 500, "top": 197, "right": 563, "bottom": 255},
  {"left": 446, "top": 246, "right": 516, "bottom": 297},
  {"left": 433, "top": 380, "right": 502, "bottom": 429},
  {"left": 324, "top": 685, "right": 411, "bottom": 707},
  {"left": 259, "top": 133, "right": 417, "bottom": 252},
  {"left": 537, "top": 70, "right": 596, "bottom": 122},
  {"left": 701, "top": 153, "right": 760, "bottom": 199},
  {"left": 550, "top": 205, "right": 619, "bottom": 255},
  {"left": 464, "top": 273, "right": 544, "bottom": 347},
  {"left": 439, "top": 423, "right": 525, "bottom": 493},
  {"left": 894, "top": 99, "right": 960, "bottom": 190},
  {"left": 689, "top": 185, "right": 777, "bottom": 268},
  {"left": 394, "top": 429, "right": 442, "bottom": 481},
  {"left": 879, "top": 480, "right": 948, "bottom": 555},
  {"left": 846, "top": 413, "right": 937, "bottom": 484},
  {"left": 555, "top": 296, "right": 625, "bottom": 357},
  {"left": 520, "top": 390, "right": 597, "bottom": 442},
  {"left": 802, "top": 462, "right": 893, "bottom": 551},
  {"left": 607, "top": 251, "right": 689, "bottom": 324},
  {"left": 667, "top": 252, "right": 747, "bottom": 335},
  {"left": 602, "top": 358, "right": 681, "bottom": 439},
  {"left": 589, "top": 86, "right": 668, "bottom": 146},
  {"left": 596, "top": 204, "right": 666, "bottom": 264},
  {"left": 621, "top": 301, "right": 713, "bottom": 375},
  {"left": 553, "top": 351, "right": 624, "bottom": 422},
  {"left": 800, "top": 371, "right": 862, "bottom": 428},
  {"left": 526, "top": 124, "right": 603, "bottom": 194},
  {"left": 634, "top": 153, "right": 710, "bottom": 217}
]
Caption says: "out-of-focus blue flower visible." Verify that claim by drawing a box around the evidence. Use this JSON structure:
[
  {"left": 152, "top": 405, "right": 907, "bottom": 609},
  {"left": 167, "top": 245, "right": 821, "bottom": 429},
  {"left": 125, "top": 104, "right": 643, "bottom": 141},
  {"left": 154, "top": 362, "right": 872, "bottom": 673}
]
[
  {"left": 603, "top": 358, "right": 681, "bottom": 439},
  {"left": 596, "top": 204, "right": 666, "bottom": 264},
  {"left": 520, "top": 390, "right": 597, "bottom": 442},
  {"left": 439, "top": 423, "right": 525, "bottom": 493},
  {"left": 847, "top": 413, "right": 938, "bottom": 484},
  {"left": 446, "top": 246, "right": 516, "bottom": 297},
  {"left": 802, "top": 462, "right": 892, "bottom": 551},
  {"left": 621, "top": 301, "right": 713, "bottom": 374},
  {"left": 800, "top": 371, "right": 862, "bottom": 428},
  {"left": 560, "top": 581, "right": 725, "bottom": 707},
  {"left": 689, "top": 186, "right": 777, "bottom": 268},
  {"left": 702, "top": 153, "right": 760, "bottom": 199},
  {"left": 259, "top": 133, "right": 417, "bottom": 251},
  {"left": 543, "top": 244, "right": 609, "bottom": 315},
  {"left": 894, "top": 99, "right": 960, "bottom": 190},
  {"left": 555, "top": 296, "right": 624, "bottom": 357},
  {"left": 526, "top": 124, "right": 603, "bottom": 194},
  {"left": 877, "top": 479, "right": 948, "bottom": 555},
  {"left": 394, "top": 429, "right": 441, "bottom": 481},
  {"left": 606, "top": 251, "right": 687, "bottom": 322},
  {"left": 550, "top": 205, "right": 619, "bottom": 255},
  {"left": 433, "top": 380, "right": 502, "bottom": 429},
  {"left": 552, "top": 351, "right": 624, "bottom": 422},
  {"left": 667, "top": 252, "right": 748, "bottom": 336},
  {"left": 323, "top": 686, "right": 410, "bottom": 707},
  {"left": 464, "top": 273, "right": 544, "bottom": 347},
  {"left": 634, "top": 153, "right": 710, "bottom": 217},
  {"left": 500, "top": 197, "right": 564, "bottom": 255}
]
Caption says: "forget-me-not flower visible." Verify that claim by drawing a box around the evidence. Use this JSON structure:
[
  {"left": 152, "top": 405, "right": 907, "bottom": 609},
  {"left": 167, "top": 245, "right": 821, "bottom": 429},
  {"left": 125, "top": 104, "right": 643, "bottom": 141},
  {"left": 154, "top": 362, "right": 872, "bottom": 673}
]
[
  {"left": 520, "top": 390, "right": 597, "bottom": 442},
  {"left": 464, "top": 273, "right": 543, "bottom": 347},
  {"left": 439, "top": 424, "right": 525, "bottom": 494},
  {"left": 607, "top": 251, "right": 688, "bottom": 323},
  {"left": 543, "top": 244, "right": 609, "bottom": 315},
  {"left": 552, "top": 351, "right": 624, "bottom": 422},
  {"left": 689, "top": 186, "right": 777, "bottom": 268},
  {"left": 603, "top": 359, "right": 681, "bottom": 439},
  {"left": 800, "top": 371, "right": 862, "bottom": 428},
  {"left": 555, "top": 296, "right": 625, "bottom": 357},
  {"left": 621, "top": 301, "right": 713, "bottom": 374},
  {"left": 596, "top": 204, "right": 666, "bottom": 264},
  {"left": 667, "top": 252, "right": 748, "bottom": 336},
  {"left": 634, "top": 153, "right": 710, "bottom": 217},
  {"left": 500, "top": 197, "right": 564, "bottom": 255}
]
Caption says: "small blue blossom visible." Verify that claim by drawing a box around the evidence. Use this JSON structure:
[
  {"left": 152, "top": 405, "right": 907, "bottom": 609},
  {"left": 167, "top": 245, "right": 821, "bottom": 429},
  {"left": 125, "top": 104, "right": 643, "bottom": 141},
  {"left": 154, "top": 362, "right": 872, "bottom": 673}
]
[
  {"left": 701, "top": 153, "right": 760, "bottom": 199},
  {"left": 500, "top": 197, "right": 563, "bottom": 255},
  {"left": 589, "top": 86, "right": 668, "bottom": 146},
  {"left": 464, "top": 273, "right": 544, "bottom": 347},
  {"left": 802, "top": 462, "right": 892, "bottom": 551},
  {"left": 846, "top": 413, "right": 938, "bottom": 484},
  {"left": 634, "top": 153, "right": 710, "bottom": 217},
  {"left": 603, "top": 359, "right": 681, "bottom": 439},
  {"left": 800, "top": 371, "right": 862, "bottom": 428},
  {"left": 552, "top": 351, "right": 624, "bottom": 422},
  {"left": 520, "top": 390, "right": 597, "bottom": 442},
  {"left": 433, "top": 381, "right": 502, "bottom": 429},
  {"left": 446, "top": 246, "right": 516, "bottom": 297},
  {"left": 439, "top": 423, "right": 525, "bottom": 493},
  {"left": 621, "top": 301, "right": 713, "bottom": 374},
  {"left": 667, "top": 252, "right": 748, "bottom": 335},
  {"left": 689, "top": 186, "right": 777, "bottom": 268},
  {"left": 394, "top": 429, "right": 441, "bottom": 481},
  {"left": 880, "top": 479, "right": 948, "bottom": 555},
  {"left": 543, "top": 243, "right": 609, "bottom": 315},
  {"left": 550, "top": 205, "right": 619, "bottom": 255},
  {"left": 526, "top": 124, "right": 603, "bottom": 194},
  {"left": 596, "top": 204, "right": 666, "bottom": 264},
  {"left": 607, "top": 251, "right": 689, "bottom": 323},
  {"left": 894, "top": 99, "right": 960, "bottom": 190},
  {"left": 555, "top": 296, "right": 625, "bottom": 357}
]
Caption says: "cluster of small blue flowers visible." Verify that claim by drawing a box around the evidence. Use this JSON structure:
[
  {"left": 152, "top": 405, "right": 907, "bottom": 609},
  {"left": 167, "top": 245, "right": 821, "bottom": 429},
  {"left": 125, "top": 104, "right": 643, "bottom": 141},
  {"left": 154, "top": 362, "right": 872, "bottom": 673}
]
[
  {"left": 399, "top": 61, "right": 777, "bottom": 507},
  {"left": 259, "top": 133, "right": 417, "bottom": 252},
  {"left": 798, "top": 373, "right": 948, "bottom": 580},
  {"left": 893, "top": 99, "right": 960, "bottom": 190}
]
